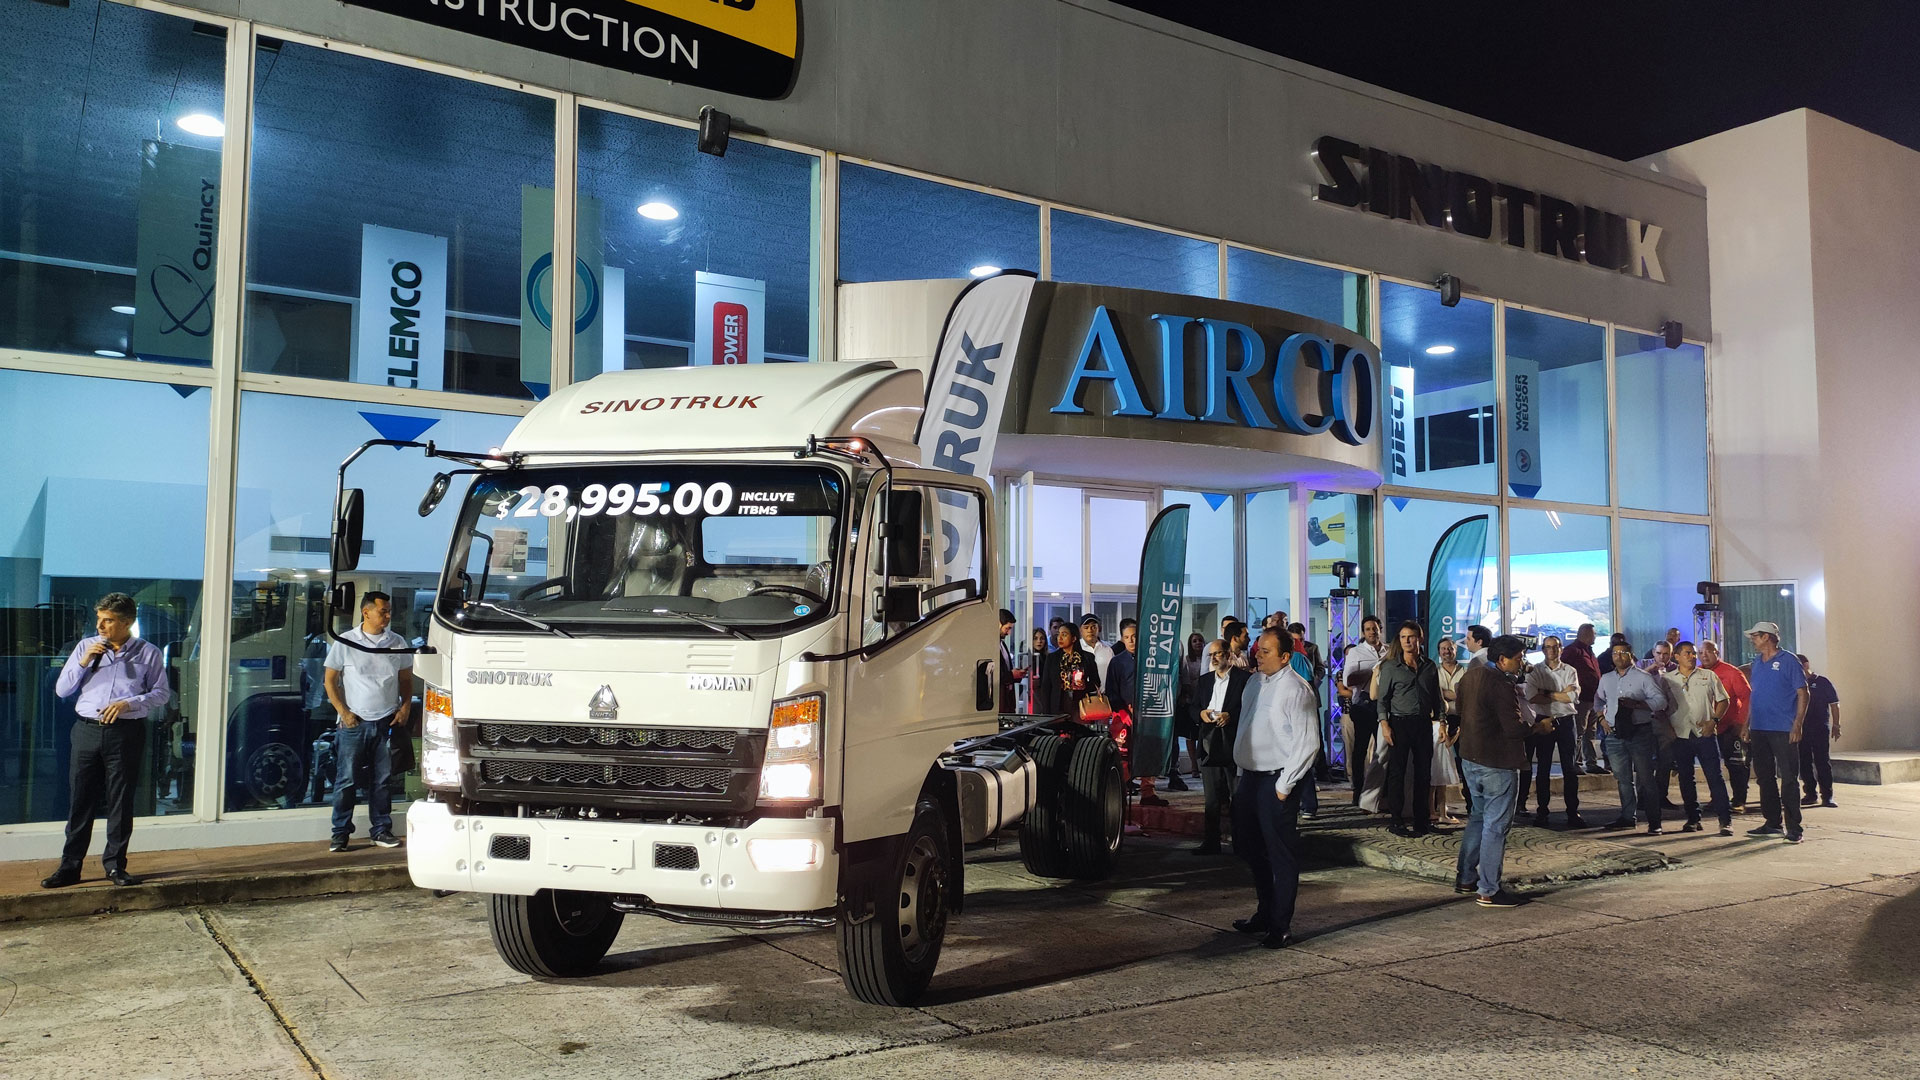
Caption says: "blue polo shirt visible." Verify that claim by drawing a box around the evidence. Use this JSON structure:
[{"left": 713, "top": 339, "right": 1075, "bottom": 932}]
[{"left": 1747, "top": 651, "right": 1807, "bottom": 732}]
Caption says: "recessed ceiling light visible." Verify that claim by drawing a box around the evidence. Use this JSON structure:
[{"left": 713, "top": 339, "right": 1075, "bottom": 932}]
[
  {"left": 94, "top": 349, "right": 127, "bottom": 358},
  {"left": 636, "top": 201, "right": 679, "bottom": 221},
  {"left": 176, "top": 113, "right": 225, "bottom": 138},
  {"left": 970, "top": 265, "right": 1001, "bottom": 278},
  {"left": 112, "top": 304, "right": 136, "bottom": 315},
  {"left": 1424, "top": 344, "right": 1456, "bottom": 356}
]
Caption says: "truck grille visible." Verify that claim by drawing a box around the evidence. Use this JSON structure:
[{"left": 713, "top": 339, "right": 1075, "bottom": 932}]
[
  {"left": 652, "top": 843, "right": 701, "bottom": 871},
  {"left": 488, "top": 834, "right": 532, "bottom": 861},
  {"left": 481, "top": 760, "right": 732, "bottom": 793},
  {"left": 478, "top": 724, "right": 737, "bottom": 753}
]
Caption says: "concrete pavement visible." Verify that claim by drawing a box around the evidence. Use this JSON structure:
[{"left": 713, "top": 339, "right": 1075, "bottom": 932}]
[{"left": 4, "top": 782, "right": 1918, "bottom": 1080}]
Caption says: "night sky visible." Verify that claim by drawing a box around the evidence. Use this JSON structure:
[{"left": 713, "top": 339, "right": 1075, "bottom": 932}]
[{"left": 1110, "top": 0, "right": 1920, "bottom": 161}]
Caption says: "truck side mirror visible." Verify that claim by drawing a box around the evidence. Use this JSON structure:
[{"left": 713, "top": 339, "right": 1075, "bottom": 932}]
[
  {"left": 418, "top": 472, "right": 453, "bottom": 517},
  {"left": 885, "top": 488, "right": 925, "bottom": 578},
  {"left": 877, "top": 584, "right": 921, "bottom": 624},
  {"left": 332, "top": 488, "right": 365, "bottom": 572}
]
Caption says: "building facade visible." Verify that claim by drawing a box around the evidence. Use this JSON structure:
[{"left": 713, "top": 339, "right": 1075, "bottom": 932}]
[{"left": 2, "top": 0, "right": 1724, "bottom": 855}]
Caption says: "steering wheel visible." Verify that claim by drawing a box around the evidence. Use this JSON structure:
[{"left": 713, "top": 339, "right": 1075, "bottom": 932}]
[{"left": 747, "top": 583, "right": 828, "bottom": 608}]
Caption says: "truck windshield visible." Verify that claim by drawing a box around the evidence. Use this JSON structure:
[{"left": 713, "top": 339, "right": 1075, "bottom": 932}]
[{"left": 439, "top": 464, "right": 845, "bottom": 637}]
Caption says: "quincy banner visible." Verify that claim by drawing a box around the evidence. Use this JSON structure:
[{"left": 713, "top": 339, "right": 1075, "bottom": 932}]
[
  {"left": 355, "top": 224, "right": 448, "bottom": 391},
  {"left": 1506, "top": 355, "right": 1542, "bottom": 498},
  {"left": 338, "top": 1, "right": 799, "bottom": 99},
  {"left": 1424, "top": 514, "right": 1490, "bottom": 658},
  {"left": 915, "top": 272, "right": 1038, "bottom": 583},
  {"left": 132, "top": 140, "right": 220, "bottom": 365},
  {"left": 1131, "top": 504, "right": 1191, "bottom": 774}
]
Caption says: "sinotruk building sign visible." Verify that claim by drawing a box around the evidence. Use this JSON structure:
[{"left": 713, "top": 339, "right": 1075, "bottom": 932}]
[
  {"left": 340, "top": 0, "right": 799, "bottom": 99},
  {"left": 1312, "top": 136, "right": 1669, "bottom": 283}
]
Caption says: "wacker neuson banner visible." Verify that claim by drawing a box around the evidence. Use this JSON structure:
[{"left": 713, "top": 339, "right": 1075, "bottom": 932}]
[
  {"left": 132, "top": 140, "right": 219, "bottom": 366},
  {"left": 339, "top": 0, "right": 799, "bottom": 99}
]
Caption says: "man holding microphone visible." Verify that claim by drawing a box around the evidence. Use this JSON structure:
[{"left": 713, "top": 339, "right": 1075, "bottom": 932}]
[
  {"left": 42, "top": 593, "right": 172, "bottom": 888},
  {"left": 324, "top": 591, "right": 413, "bottom": 851}
]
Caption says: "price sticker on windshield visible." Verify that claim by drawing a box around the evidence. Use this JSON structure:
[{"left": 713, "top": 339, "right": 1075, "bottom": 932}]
[{"left": 496, "top": 481, "right": 731, "bottom": 520}]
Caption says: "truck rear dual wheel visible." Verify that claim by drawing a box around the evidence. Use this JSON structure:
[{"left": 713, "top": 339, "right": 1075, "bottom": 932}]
[
  {"left": 839, "top": 798, "right": 952, "bottom": 1006},
  {"left": 488, "top": 890, "right": 625, "bottom": 978},
  {"left": 1020, "top": 734, "right": 1124, "bottom": 880}
]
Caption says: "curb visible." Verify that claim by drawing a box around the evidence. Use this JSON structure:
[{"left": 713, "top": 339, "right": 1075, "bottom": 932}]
[{"left": 2, "top": 864, "right": 415, "bottom": 923}]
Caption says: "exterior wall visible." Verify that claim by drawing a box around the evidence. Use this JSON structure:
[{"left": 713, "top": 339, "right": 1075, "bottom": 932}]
[
  {"left": 1650, "top": 110, "right": 1920, "bottom": 749},
  {"left": 171, "top": 0, "right": 1708, "bottom": 333}
]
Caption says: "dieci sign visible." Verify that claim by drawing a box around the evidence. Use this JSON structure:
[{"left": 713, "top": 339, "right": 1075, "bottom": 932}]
[
  {"left": 1015, "top": 286, "right": 1376, "bottom": 449},
  {"left": 340, "top": 0, "right": 799, "bottom": 99},
  {"left": 1312, "top": 136, "right": 1668, "bottom": 283}
]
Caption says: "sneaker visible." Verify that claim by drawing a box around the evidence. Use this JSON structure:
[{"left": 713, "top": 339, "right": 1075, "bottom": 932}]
[
  {"left": 1454, "top": 881, "right": 1478, "bottom": 894},
  {"left": 1820, "top": 799, "right": 1838, "bottom": 808},
  {"left": 370, "top": 831, "right": 401, "bottom": 848},
  {"left": 1730, "top": 803, "right": 1748, "bottom": 814},
  {"left": 1785, "top": 831, "right": 1805, "bottom": 844},
  {"left": 1476, "top": 890, "right": 1529, "bottom": 908},
  {"left": 1718, "top": 824, "right": 1735, "bottom": 836},
  {"left": 1645, "top": 826, "right": 1664, "bottom": 836},
  {"left": 1747, "top": 823, "right": 1784, "bottom": 837},
  {"left": 329, "top": 836, "right": 350, "bottom": 852},
  {"left": 1601, "top": 818, "right": 1634, "bottom": 831},
  {"left": 1681, "top": 820, "right": 1703, "bottom": 833}
]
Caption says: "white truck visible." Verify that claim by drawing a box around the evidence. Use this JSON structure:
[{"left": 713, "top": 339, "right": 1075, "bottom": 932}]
[{"left": 325, "top": 361, "right": 1127, "bottom": 1006}]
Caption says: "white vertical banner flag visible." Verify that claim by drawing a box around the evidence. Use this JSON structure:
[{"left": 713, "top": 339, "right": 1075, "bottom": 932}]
[
  {"left": 601, "top": 266, "right": 627, "bottom": 373},
  {"left": 1506, "top": 354, "right": 1542, "bottom": 498},
  {"left": 355, "top": 224, "right": 448, "bottom": 391},
  {"left": 692, "top": 271, "right": 766, "bottom": 365},
  {"left": 916, "top": 272, "right": 1039, "bottom": 584}
]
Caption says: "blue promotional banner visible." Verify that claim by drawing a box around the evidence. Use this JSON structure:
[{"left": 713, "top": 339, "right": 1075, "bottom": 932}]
[
  {"left": 1425, "top": 514, "right": 1490, "bottom": 658},
  {"left": 1131, "top": 504, "right": 1190, "bottom": 773}
]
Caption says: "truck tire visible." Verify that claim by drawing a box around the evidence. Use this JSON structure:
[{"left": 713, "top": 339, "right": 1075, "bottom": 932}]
[
  {"left": 1018, "top": 734, "right": 1073, "bottom": 878},
  {"left": 487, "top": 890, "right": 625, "bottom": 978},
  {"left": 838, "top": 798, "right": 952, "bottom": 1006},
  {"left": 1062, "top": 735, "right": 1125, "bottom": 880}
]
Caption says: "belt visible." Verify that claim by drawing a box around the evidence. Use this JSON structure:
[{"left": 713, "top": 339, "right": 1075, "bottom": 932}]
[
  {"left": 77, "top": 714, "right": 144, "bottom": 725},
  {"left": 1240, "top": 767, "right": 1281, "bottom": 777}
]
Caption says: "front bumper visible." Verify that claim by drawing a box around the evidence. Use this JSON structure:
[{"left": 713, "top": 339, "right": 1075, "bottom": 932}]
[{"left": 405, "top": 801, "right": 838, "bottom": 912}]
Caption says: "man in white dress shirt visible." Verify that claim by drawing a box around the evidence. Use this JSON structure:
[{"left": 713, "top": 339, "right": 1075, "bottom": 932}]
[
  {"left": 1337, "top": 615, "right": 1384, "bottom": 805},
  {"left": 1231, "top": 627, "right": 1320, "bottom": 949}
]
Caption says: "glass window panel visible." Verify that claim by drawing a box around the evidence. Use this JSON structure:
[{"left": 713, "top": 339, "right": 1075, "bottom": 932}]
[
  {"left": 1030, "top": 484, "right": 1083, "bottom": 625},
  {"left": 1618, "top": 518, "right": 1710, "bottom": 655},
  {"left": 1504, "top": 308, "right": 1607, "bottom": 505},
  {"left": 1243, "top": 489, "right": 1296, "bottom": 627},
  {"left": 1088, "top": 496, "right": 1148, "bottom": 588},
  {"left": 1049, "top": 212, "right": 1217, "bottom": 297},
  {"left": 576, "top": 109, "right": 817, "bottom": 377},
  {"left": 1383, "top": 497, "right": 1498, "bottom": 647},
  {"left": 0, "top": 371, "right": 209, "bottom": 825},
  {"left": 2, "top": 1, "right": 226, "bottom": 364},
  {"left": 839, "top": 165, "right": 1040, "bottom": 283},
  {"left": 1226, "top": 248, "right": 1367, "bottom": 333},
  {"left": 245, "top": 40, "right": 554, "bottom": 398},
  {"left": 1380, "top": 282, "right": 1496, "bottom": 495},
  {"left": 1305, "top": 489, "right": 1375, "bottom": 636},
  {"left": 1616, "top": 331, "right": 1709, "bottom": 514},
  {"left": 226, "top": 393, "right": 521, "bottom": 812},
  {"left": 1508, "top": 509, "right": 1612, "bottom": 653},
  {"left": 1166, "top": 490, "right": 1236, "bottom": 642}
]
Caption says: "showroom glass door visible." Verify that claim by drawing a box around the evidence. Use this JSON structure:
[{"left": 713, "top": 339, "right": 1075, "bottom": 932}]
[{"left": 1086, "top": 489, "right": 1153, "bottom": 631}]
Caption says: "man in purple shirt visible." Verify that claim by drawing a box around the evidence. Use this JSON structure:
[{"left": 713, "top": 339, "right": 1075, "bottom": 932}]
[{"left": 42, "top": 593, "right": 172, "bottom": 888}]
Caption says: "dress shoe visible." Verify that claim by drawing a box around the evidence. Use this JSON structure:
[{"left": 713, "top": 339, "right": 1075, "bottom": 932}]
[
  {"left": 1662, "top": 799, "right": 1683, "bottom": 811},
  {"left": 1747, "top": 823, "right": 1784, "bottom": 837},
  {"left": 1601, "top": 818, "right": 1634, "bottom": 831},
  {"left": 1191, "top": 842, "right": 1222, "bottom": 856},
  {"left": 1260, "top": 931, "right": 1295, "bottom": 949},
  {"left": 1821, "top": 799, "right": 1839, "bottom": 808},
  {"left": 1139, "top": 794, "right": 1170, "bottom": 808},
  {"left": 1564, "top": 814, "right": 1588, "bottom": 829},
  {"left": 1785, "top": 831, "right": 1805, "bottom": 844},
  {"left": 1800, "top": 794, "right": 1819, "bottom": 807},
  {"left": 1165, "top": 775, "right": 1191, "bottom": 792},
  {"left": 1231, "top": 917, "right": 1271, "bottom": 935},
  {"left": 1532, "top": 810, "right": 1550, "bottom": 828},
  {"left": 40, "top": 867, "right": 80, "bottom": 889},
  {"left": 106, "top": 868, "right": 141, "bottom": 887}
]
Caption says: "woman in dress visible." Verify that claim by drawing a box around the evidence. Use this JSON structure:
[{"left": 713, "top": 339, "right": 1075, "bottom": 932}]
[{"left": 1432, "top": 636, "right": 1467, "bottom": 824}]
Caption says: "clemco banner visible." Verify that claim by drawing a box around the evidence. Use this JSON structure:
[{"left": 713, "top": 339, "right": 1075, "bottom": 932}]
[
  {"left": 915, "top": 272, "right": 1039, "bottom": 583},
  {"left": 355, "top": 224, "right": 449, "bottom": 391},
  {"left": 692, "top": 271, "right": 765, "bottom": 365},
  {"left": 132, "top": 140, "right": 220, "bottom": 365},
  {"left": 1131, "top": 504, "right": 1191, "bottom": 773}
]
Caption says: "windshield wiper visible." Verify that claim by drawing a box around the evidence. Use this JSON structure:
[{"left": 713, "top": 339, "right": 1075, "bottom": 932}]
[
  {"left": 466, "top": 600, "right": 573, "bottom": 638},
  {"left": 649, "top": 607, "right": 752, "bottom": 641}
]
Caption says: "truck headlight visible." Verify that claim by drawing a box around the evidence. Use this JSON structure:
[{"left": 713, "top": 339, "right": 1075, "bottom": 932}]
[
  {"left": 760, "top": 693, "right": 822, "bottom": 802},
  {"left": 422, "top": 684, "right": 460, "bottom": 790}
]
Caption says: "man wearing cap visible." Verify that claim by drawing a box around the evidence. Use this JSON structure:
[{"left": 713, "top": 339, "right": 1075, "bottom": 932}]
[
  {"left": 1079, "top": 614, "right": 1115, "bottom": 687},
  {"left": 42, "top": 593, "right": 172, "bottom": 888},
  {"left": 1742, "top": 622, "right": 1808, "bottom": 843}
]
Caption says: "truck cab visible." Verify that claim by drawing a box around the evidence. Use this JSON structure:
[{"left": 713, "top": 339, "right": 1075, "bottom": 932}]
[{"left": 329, "top": 362, "right": 1124, "bottom": 1005}]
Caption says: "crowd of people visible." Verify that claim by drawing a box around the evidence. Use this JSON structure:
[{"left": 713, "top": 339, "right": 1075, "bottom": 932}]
[{"left": 1002, "top": 606, "right": 1844, "bottom": 937}]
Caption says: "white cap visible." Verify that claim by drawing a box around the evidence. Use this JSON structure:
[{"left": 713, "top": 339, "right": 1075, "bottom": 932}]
[{"left": 1744, "top": 621, "right": 1781, "bottom": 637}]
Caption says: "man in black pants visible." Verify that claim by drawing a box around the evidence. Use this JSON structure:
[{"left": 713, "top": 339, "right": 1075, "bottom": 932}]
[
  {"left": 1372, "top": 620, "right": 1439, "bottom": 836},
  {"left": 1231, "top": 628, "right": 1319, "bottom": 948},
  {"left": 1798, "top": 654, "right": 1840, "bottom": 808},
  {"left": 1191, "top": 637, "right": 1249, "bottom": 854},
  {"left": 1338, "top": 615, "right": 1384, "bottom": 804},
  {"left": 42, "top": 593, "right": 172, "bottom": 888}
]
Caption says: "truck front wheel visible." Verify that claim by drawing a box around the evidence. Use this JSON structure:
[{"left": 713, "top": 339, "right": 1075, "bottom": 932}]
[
  {"left": 487, "top": 890, "right": 625, "bottom": 978},
  {"left": 838, "top": 798, "right": 951, "bottom": 1006}
]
